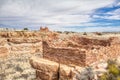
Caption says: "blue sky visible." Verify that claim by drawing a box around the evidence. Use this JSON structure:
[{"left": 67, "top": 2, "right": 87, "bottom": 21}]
[{"left": 0, "top": 0, "right": 120, "bottom": 32}]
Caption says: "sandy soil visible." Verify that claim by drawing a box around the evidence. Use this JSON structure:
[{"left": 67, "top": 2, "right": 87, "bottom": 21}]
[{"left": 0, "top": 53, "right": 42, "bottom": 80}]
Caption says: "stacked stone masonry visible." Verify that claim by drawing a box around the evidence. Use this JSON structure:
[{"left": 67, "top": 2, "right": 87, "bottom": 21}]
[
  {"left": 1, "top": 31, "right": 120, "bottom": 80},
  {"left": 0, "top": 38, "right": 43, "bottom": 57},
  {"left": 30, "top": 37, "right": 120, "bottom": 80},
  {"left": 43, "top": 41, "right": 86, "bottom": 66}
]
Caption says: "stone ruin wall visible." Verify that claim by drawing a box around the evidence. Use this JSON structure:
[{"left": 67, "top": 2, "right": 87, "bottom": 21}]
[
  {"left": 1, "top": 30, "right": 120, "bottom": 79},
  {"left": 30, "top": 37, "right": 120, "bottom": 80},
  {"left": 0, "top": 38, "right": 43, "bottom": 57},
  {"left": 43, "top": 41, "right": 86, "bottom": 66},
  {"left": 0, "top": 29, "right": 59, "bottom": 57},
  {"left": 30, "top": 57, "right": 76, "bottom": 80},
  {"left": 85, "top": 37, "right": 120, "bottom": 65},
  {"left": 40, "top": 27, "right": 49, "bottom": 32},
  {"left": 42, "top": 37, "right": 119, "bottom": 66}
]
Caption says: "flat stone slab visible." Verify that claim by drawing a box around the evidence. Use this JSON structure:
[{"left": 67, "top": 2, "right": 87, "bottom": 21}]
[
  {"left": 30, "top": 57, "right": 59, "bottom": 80},
  {"left": 30, "top": 57, "right": 75, "bottom": 80}
]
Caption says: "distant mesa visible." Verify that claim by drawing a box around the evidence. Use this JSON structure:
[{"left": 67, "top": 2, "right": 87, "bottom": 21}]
[{"left": 40, "top": 26, "right": 49, "bottom": 32}]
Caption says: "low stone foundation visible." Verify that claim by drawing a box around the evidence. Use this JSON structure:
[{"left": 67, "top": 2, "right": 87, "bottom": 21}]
[{"left": 0, "top": 38, "right": 43, "bottom": 58}]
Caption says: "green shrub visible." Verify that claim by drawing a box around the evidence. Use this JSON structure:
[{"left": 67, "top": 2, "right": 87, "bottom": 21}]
[
  {"left": 108, "top": 64, "right": 119, "bottom": 76},
  {"left": 117, "top": 77, "right": 120, "bottom": 80},
  {"left": 100, "top": 73, "right": 108, "bottom": 80},
  {"left": 23, "top": 28, "right": 29, "bottom": 31},
  {"left": 94, "top": 32, "right": 102, "bottom": 35},
  {"left": 83, "top": 32, "right": 87, "bottom": 35},
  {"left": 100, "top": 60, "right": 120, "bottom": 80}
]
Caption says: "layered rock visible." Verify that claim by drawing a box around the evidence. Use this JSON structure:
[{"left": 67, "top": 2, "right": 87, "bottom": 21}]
[
  {"left": 7, "top": 38, "right": 42, "bottom": 44},
  {"left": 9, "top": 38, "right": 43, "bottom": 54},
  {"left": 70, "top": 36, "right": 111, "bottom": 46},
  {"left": 0, "top": 38, "right": 43, "bottom": 57},
  {"left": 43, "top": 41, "right": 86, "bottom": 66}
]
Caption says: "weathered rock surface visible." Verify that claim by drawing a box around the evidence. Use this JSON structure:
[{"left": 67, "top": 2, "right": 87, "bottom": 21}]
[
  {"left": 43, "top": 41, "right": 86, "bottom": 66},
  {"left": 30, "top": 57, "right": 59, "bottom": 80},
  {"left": 30, "top": 57, "right": 111, "bottom": 80},
  {"left": 0, "top": 30, "right": 59, "bottom": 57},
  {"left": 30, "top": 57, "right": 76, "bottom": 80},
  {"left": 7, "top": 38, "right": 42, "bottom": 44},
  {"left": 69, "top": 36, "right": 111, "bottom": 47},
  {"left": 0, "top": 38, "right": 43, "bottom": 57},
  {"left": 60, "top": 65, "right": 75, "bottom": 80},
  {"left": 10, "top": 42, "right": 42, "bottom": 54}
]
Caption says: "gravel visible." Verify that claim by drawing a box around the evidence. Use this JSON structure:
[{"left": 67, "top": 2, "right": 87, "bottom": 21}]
[{"left": 0, "top": 53, "right": 42, "bottom": 80}]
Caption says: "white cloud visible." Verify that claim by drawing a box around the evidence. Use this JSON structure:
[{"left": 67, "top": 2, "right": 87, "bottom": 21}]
[
  {"left": 107, "top": 8, "right": 120, "bottom": 15},
  {"left": 116, "top": 2, "right": 120, "bottom": 6},
  {"left": 0, "top": 0, "right": 115, "bottom": 30},
  {"left": 107, "top": 15, "right": 120, "bottom": 20},
  {"left": 82, "top": 26, "right": 120, "bottom": 32},
  {"left": 49, "top": 26, "right": 120, "bottom": 32},
  {"left": 92, "top": 8, "right": 120, "bottom": 20}
]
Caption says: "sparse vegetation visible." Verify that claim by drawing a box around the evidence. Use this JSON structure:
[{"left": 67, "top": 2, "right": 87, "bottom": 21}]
[
  {"left": 83, "top": 32, "right": 87, "bottom": 35},
  {"left": 0, "top": 53, "right": 41, "bottom": 80},
  {"left": 64, "top": 31, "right": 70, "bottom": 34},
  {"left": 23, "top": 28, "right": 29, "bottom": 31},
  {"left": 94, "top": 32, "right": 102, "bottom": 35},
  {"left": 56, "top": 31, "right": 62, "bottom": 33},
  {"left": 100, "top": 60, "right": 120, "bottom": 80}
]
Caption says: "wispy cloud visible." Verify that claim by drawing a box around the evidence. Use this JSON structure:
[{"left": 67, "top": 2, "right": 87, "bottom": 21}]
[
  {"left": 0, "top": 0, "right": 119, "bottom": 32},
  {"left": 83, "top": 26, "right": 120, "bottom": 32}
]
